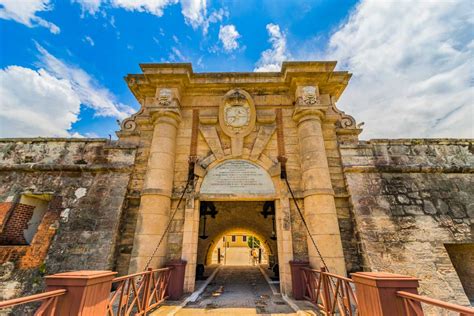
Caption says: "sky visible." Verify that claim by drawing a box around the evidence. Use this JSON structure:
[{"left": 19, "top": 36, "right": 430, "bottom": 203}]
[{"left": 0, "top": 0, "right": 472, "bottom": 139}]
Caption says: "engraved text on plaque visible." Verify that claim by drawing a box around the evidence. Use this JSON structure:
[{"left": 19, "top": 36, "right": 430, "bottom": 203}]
[{"left": 200, "top": 160, "right": 275, "bottom": 195}]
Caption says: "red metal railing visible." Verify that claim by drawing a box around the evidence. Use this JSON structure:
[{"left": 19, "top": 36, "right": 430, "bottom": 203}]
[
  {"left": 0, "top": 289, "right": 66, "bottom": 315},
  {"left": 397, "top": 291, "right": 474, "bottom": 316},
  {"left": 106, "top": 267, "right": 172, "bottom": 316},
  {"left": 302, "top": 267, "right": 358, "bottom": 316}
]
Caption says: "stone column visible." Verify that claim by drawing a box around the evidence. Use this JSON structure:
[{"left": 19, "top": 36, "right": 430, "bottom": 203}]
[
  {"left": 181, "top": 198, "right": 200, "bottom": 292},
  {"left": 129, "top": 100, "right": 182, "bottom": 273},
  {"left": 292, "top": 88, "right": 346, "bottom": 276},
  {"left": 275, "top": 193, "right": 294, "bottom": 295}
]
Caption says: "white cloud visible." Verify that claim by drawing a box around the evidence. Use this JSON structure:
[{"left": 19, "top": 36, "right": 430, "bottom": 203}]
[
  {"left": 110, "top": 0, "right": 177, "bottom": 17},
  {"left": 254, "top": 23, "right": 289, "bottom": 72},
  {"left": 181, "top": 0, "right": 226, "bottom": 34},
  {"left": 83, "top": 35, "right": 95, "bottom": 46},
  {"left": 72, "top": 0, "right": 102, "bottom": 15},
  {"left": 200, "top": 8, "right": 227, "bottom": 34},
  {"left": 0, "top": 44, "right": 134, "bottom": 138},
  {"left": 325, "top": 0, "right": 474, "bottom": 139},
  {"left": 180, "top": 0, "right": 205, "bottom": 28},
  {"left": 35, "top": 43, "right": 133, "bottom": 120},
  {"left": 168, "top": 47, "right": 187, "bottom": 61},
  {"left": 219, "top": 24, "right": 240, "bottom": 52},
  {"left": 0, "top": 0, "right": 60, "bottom": 34},
  {"left": 110, "top": 0, "right": 225, "bottom": 34},
  {"left": 0, "top": 66, "right": 80, "bottom": 137}
]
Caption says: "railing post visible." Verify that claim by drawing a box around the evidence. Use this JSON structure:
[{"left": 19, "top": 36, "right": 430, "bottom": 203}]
[
  {"left": 166, "top": 260, "right": 187, "bottom": 300},
  {"left": 142, "top": 268, "right": 153, "bottom": 314},
  {"left": 351, "top": 272, "right": 421, "bottom": 316},
  {"left": 289, "top": 260, "right": 309, "bottom": 300},
  {"left": 44, "top": 270, "right": 117, "bottom": 315},
  {"left": 321, "top": 267, "right": 331, "bottom": 314}
]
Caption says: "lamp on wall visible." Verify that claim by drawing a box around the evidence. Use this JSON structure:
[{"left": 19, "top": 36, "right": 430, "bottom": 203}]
[
  {"left": 199, "top": 215, "right": 209, "bottom": 240},
  {"left": 199, "top": 201, "right": 217, "bottom": 240},
  {"left": 261, "top": 201, "right": 277, "bottom": 240},
  {"left": 270, "top": 216, "right": 277, "bottom": 241}
]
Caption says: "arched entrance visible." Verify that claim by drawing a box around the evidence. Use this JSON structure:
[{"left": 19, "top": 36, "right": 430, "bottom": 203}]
[
  {"left": 181, "top": 158, "right": 295, "bottom": 295},
  {"left": 206, "top": 228, "right": 273, "bottom": 265},
  {"left": 196, "top": 201, "right": 277, "bottom": 267}
]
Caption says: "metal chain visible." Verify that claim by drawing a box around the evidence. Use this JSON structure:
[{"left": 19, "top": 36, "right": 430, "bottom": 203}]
[
  {"left": 284, "top": 177, "right": 332, "bottom": 272},
  {"left": 284, "top": 177, "right": 350, "bottom": 312},
  {"left": 142, "top": 175, "right": 195, "bottom": 271}
]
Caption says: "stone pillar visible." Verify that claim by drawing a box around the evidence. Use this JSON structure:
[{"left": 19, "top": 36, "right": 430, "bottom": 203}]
[
  {"left": 181, "top": 198, "right": 200, "bottom": 292},
  {"left": 275, "top": 194, "right": 294, "bottom": 295},
  {"left": 129, "top": 93, "right": 182, "bottom": 273},
  {"left": 292, "top": 88, "right": 346, "bottom": 276}
]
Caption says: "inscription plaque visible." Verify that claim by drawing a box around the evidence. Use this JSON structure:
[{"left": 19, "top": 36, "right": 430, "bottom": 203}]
[{"left": 200, "top": 160, "right": 275, "bottom": 195}]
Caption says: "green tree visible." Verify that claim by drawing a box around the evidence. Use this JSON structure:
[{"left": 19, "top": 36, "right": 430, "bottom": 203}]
[{"left": 247, "top": 236, "right": 261, "bottom": 248}]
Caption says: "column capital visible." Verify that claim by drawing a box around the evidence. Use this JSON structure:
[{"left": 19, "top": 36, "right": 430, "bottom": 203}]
[
  {"left": 150, "top": 107, "right": 182, "bottom": 127},
  {"left": 292, "top": 107, "right": 326, "bottom": 125}
]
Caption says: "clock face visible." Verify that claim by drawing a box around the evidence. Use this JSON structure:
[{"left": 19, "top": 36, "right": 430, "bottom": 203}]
[{"left": 225, "top": 105, "right": 249, "bottom": 128}]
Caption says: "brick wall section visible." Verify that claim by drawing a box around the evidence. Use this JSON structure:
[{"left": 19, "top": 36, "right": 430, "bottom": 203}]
[
  {"left": 19, "top": 196, "right": 62, "bottom": 269},
  {"left": 0, "top": 203, "right": 35, "bottom": 245}
]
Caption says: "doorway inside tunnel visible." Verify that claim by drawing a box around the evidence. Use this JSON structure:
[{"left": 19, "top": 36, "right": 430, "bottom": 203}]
[
  {"left": 211, "top": 232, "right": 269, "bottom": 266},
  {"left": 196, "top": 201, "right": 279, "bottom": 279}
]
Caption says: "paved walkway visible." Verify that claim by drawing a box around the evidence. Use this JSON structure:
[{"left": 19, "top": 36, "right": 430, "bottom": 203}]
[{"left": 157, "top": 265, "right": 297, "bottom": 315}]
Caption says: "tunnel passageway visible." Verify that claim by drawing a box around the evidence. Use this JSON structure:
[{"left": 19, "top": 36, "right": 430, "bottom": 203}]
[{"left": 177, "top": 265, "right": 295, "bottom": 315}]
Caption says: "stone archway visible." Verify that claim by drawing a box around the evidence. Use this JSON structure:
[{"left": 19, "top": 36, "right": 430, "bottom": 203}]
[
  {"left": 195, "top": 201, "right": 277, "bottom": 266},
  {"left": 181, "top": 158, "right": 295, "bottom": 295},
  {"left": 204, "top": 227, "right": 274, "bottom": 265}
]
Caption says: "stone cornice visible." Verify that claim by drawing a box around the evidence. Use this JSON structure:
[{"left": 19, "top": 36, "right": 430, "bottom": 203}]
[
  {"left": 0, "top": 163, "right": 134, "bottom": 173},
  {"left": 124, "top": 61, "right": 352, "bottom": 101},
  {"left": 342, "top": 139, "right": 474, "bottom": 147},
  {"left": 343, "top": 165, "right": 474, "bottom": 174},
  {"left": 0, "top": 138, "right": 109, "bottom": 143}
]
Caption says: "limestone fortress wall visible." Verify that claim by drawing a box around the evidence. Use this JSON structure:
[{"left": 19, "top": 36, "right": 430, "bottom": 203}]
[
  {"left": 341, "top": 139, "right": 473, "bottom": 305},
  {"left": 0, "top": 62, "right": 472, "bottom": 305},
  {"left": 0, "top": 139, "right": 136, "bottom": 301}
]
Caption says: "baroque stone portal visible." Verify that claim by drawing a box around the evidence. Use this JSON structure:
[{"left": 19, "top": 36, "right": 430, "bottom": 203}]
[{"left": 0, "top": 62, "right": 472, "bottom": 307}]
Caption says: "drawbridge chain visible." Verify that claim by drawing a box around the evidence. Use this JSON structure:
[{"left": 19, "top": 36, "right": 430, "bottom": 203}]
[
  {"left": 284, "top": 177, "right": 331, "bottom": 273},
  {"left": 284, "top": 175, "right": 349, "bottom": 312},
  {"left": 142, "top": 161, "right": 196, "bottom": 272}
]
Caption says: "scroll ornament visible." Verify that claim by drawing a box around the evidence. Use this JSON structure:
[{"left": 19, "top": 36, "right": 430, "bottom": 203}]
[
  {"left": 332, "top": 104, "right": 357, "bottom": 129},
  {"left": 120, "top": 99, "right": 145, "bottom": 132}
]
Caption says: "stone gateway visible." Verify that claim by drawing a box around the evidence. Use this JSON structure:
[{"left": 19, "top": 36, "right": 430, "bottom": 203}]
[{"left": 0, "top": 62, "right": 472, "bottom": 308}]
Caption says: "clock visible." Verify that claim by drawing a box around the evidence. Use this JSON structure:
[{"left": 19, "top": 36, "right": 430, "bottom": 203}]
[{"left": 224, "top": 105, "right": 250, "bottom": 128}]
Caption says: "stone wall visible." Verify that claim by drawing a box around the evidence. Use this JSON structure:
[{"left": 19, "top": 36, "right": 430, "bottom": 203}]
[
  {"left": 0, "top": 139, "right": 136, "bottom": 303},
  {"left": 341, "top": 139, "right": 473, "bottom": 305},
  {"left": 445, "top": 243, "right": 474, "bottom": 301}
]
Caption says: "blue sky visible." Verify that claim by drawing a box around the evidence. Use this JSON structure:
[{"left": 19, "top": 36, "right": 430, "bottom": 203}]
[{"left": 0, "top": 0, "right": 472, "bottom": 139}]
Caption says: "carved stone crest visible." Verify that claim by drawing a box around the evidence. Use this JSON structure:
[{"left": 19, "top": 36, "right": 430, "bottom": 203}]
[
  {"left": 302, "top": 86, "right": 320, "bottom": 105},
  {"left": 157, "top": 88, "right": 172, "bottom": 106},
  {"left": 219, "top": 89, "right": 255, "bottom": 137},
  {"left": 224, "top": 104, "right": 250, "bottom": 129}
]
